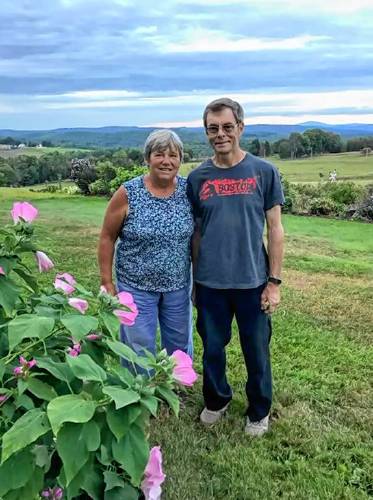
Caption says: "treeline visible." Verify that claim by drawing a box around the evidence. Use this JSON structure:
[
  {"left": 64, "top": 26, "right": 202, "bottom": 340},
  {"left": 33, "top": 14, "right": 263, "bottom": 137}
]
[
  {"left": 0, "top": 152, "right": 75, "bottom": 186},
  {"left": 261, "top": 131, "right": 373, "bottom": 160},
  {"left": 0, "top": 136, "right": 54, "bottom": 147},
  {"left": 272, "top": 129, "right": 343, "bottom": 159},
  {"left": 345, "top": 137, "right": 373, "bottom": 151},
  {"left": 0, "top": 148, "right": 144, "bottom": 188}
]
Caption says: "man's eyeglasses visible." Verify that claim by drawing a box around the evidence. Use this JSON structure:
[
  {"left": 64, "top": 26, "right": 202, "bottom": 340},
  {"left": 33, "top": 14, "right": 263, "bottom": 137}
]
[{"left": 205, "top": 123, "right": 238, "bottom": 136}]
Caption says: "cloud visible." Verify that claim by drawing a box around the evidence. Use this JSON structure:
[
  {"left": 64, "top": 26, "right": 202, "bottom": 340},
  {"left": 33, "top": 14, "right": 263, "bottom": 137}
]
[
  {"left": 180, "top": 0, "right": 373, "bottom": 13},
  {"left": 0, "top": 0, "right": 373, "bottom": 128},
  {"left": 161, "top": 32, "right": 329, "bottom": 53}
]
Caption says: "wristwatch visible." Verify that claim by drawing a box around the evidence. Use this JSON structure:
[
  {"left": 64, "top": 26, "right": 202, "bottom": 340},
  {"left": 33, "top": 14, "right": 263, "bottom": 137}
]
[{"left": 268, "top": 276, "right": 282, "bottom": 285}]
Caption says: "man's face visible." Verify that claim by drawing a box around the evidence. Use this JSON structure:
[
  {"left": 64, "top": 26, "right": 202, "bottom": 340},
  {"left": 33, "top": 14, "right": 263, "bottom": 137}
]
[{"left": 205, "top": 107, "right": 243, "bottom": 155}]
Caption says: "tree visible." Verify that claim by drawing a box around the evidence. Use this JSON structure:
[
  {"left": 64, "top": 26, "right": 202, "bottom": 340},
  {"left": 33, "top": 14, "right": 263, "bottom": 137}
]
[
  {"left": 0, "top": 163, "right": 18, "bottom": 186},
  {"left": 288, "top": 133, "right": 306, "bottom": 159},
  {"left": 112, "top": 149, "right": 131, "bottom": 167},
  {"left": 249, "top": 139, "right": 260, "bottom": 156},
  {"left": 325, "top": 132, "right": 342, "bottom": 153},
  {"left": 264, "top": 141, "right": 271, "bottom": 157},
  {"left": 278, "top": 140, "right": 292, "bottom": 159},
  {"left": 127, "top": 148, "right": 144, "bottom": 164},
  {"left": 12, "top": 156, "right": 40, "bottom": 185},
  {"left": 70, "top": 158, "right": 97, "bottom": 195}
]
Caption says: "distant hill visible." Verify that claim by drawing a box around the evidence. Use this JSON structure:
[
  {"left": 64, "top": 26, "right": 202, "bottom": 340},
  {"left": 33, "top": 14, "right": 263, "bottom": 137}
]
[{"left": 1, "top": 123, "right": 373, "bottom": 148}]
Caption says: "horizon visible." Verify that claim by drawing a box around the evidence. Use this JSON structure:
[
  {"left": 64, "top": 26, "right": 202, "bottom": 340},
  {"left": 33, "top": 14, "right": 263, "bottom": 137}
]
[
  {"left": 1, "top": 1, "right": 373, "bottom": 129},
  {"left": 2, "top": 119, "right": 373, "bottom": 133}
]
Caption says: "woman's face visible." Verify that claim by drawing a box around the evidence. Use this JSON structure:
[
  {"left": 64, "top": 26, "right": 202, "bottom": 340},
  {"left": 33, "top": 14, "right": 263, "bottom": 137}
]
[{"left": 148, "top": 146, "right": 181, "bottom": 181}]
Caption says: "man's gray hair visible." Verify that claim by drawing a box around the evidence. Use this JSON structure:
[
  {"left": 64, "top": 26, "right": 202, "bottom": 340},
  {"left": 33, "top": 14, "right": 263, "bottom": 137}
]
[
  {"left": 203, "top": 98, "right": 244, "bottom": 127},
  {"left": 143, "top": 129, "right": 184, "bottom": 162}
]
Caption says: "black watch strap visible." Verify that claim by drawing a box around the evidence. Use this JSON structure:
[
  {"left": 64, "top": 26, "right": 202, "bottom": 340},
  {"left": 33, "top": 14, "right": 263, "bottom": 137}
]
[{"left": 268, "top": 276, "right": 282, "bottom": 285}]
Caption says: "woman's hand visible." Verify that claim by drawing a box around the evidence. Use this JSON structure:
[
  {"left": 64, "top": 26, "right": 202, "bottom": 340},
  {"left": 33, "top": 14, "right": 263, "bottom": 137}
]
[{"left": 101, "top": 282, "right": 117, "bottom": 296}]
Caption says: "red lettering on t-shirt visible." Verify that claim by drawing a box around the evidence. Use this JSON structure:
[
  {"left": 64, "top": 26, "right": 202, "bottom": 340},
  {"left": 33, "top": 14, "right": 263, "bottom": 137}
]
[{"left": 199, "top": 178, "right": 257, "bottom": 201}]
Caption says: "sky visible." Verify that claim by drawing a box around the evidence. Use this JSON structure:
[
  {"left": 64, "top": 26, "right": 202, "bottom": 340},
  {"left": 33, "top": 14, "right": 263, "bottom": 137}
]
[{"left": 1, "top": 0, "right": 373, "bottom": 129}]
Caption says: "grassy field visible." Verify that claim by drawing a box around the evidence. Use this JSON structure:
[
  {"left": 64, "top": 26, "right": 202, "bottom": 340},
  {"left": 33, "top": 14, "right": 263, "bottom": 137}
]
[
  {"left": 181, "top": 152, "right": 373, "bottom": 184},
  {"left": 1, "top": 189, "right": 372, "bottom": 499}
]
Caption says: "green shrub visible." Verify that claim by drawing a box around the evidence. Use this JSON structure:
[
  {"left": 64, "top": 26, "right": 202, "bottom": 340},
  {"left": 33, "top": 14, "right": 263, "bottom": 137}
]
[
  {"left": 350, "top": 184, "right": 373, "bottom": 221},
  {"left": 323, "top": 182, "right": 364, "bottom": 205},
  {"left": 0, "top": 202, "right": 195, "bottom": 499},
  {"left": 89, "top": 178, "right": 110, "bottom": 195},
  {"left": 110, "top": 166, "right": 148, "bottom": 193},
  {"left": 280, "top": 180, "right": 368, "bottom": 219},
  {"left": 309, "top": 197, "right": 343, "bottom": 216}
]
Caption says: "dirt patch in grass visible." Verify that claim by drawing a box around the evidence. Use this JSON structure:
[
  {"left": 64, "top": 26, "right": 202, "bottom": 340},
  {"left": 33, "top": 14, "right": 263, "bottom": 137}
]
[{"left": 283, "top": 269, "right": 373, "bottom": 344}]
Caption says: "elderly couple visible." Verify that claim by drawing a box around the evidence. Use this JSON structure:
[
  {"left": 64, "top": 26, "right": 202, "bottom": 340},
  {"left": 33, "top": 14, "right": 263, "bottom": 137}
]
[{"left": 98, "top": 98, "right": 284, "bottom": 437}]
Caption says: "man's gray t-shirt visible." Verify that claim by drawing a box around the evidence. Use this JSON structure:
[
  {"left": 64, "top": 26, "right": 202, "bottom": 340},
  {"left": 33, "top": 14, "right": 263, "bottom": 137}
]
[{"left": 187, "top": 153, "right": 284, "bottom": 289}]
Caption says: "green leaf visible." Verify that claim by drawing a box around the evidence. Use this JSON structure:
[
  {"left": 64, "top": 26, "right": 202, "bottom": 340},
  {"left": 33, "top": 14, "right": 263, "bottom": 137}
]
[
  {"left": 26, "top": 377, "right": 57, "bottom": 401},
  {"left": 47, "top": 394, "right": 96, "bottom": 435},
  {"left": 3, "top": 466, "right": 44, "bottom": 500},
  {"left": 0, "top": 257, "right": 16, "bottom": 275},
  {"left": 61, "top": 314, "right": 98, "bottom": 341},
  {"left": 7, "top": 314, "right": 55, "bottom": 351},
  {"left": 102, "top": 386, "right": 140, "bottom": 409},
  {"left": 17, "top": 378, "right": 27, "bottom": 396},
  {"left": 156, "top": 384, "right": 180, "bottom": 417},
  {"left": 106, "top": 339, "right": 138, "bottom": 363},
  {"left": 32, "top": 444, "right": 51, "bottom": 471},
  {"left": 39, "top": 293, "right": 66, "bottom": 306},
  {"left": 0, "top": 359, "right": 6, "bottom": 381},
  {"left": 106, "top": 403, "right": 142, "bottom": 441},
  {"left": 112, "top": 422, "right": 149, "bottom": 486},
  {"left": 56, "top": 421, "right": 99, "bottom": 485},
  {"left": 60, "top": 457, "right": 102, "bottom": 500},
  {"left": 34, "top": 305, "right": 61, "bottom": 319},
  {"left": 0, "top": 277, "right": 20, "bottom": 316},
  {"left": 13, "top": 267, "right": 39, "bottom": 293},
  {"left": 100, "top": 311, "right": 120, "bottom": 339},
  {"left": 1, "top": 409, "right": 50, "bottom": 463},
  {"left": 66, "top": 354, "right": 107, "bottom": 383},
  {"left": 14, "top": 393, "right": 35, "bottom": 410},
  {"left": 0, "top": 448, "right": 35, "bottom": 496},
  {"left": 110, "top": 365, "right": 135, "bottom": 387},
  {"left": 103, "top": 471, "right": 125, "bottom": 491},
  {"left": 34, "top": 357, "right": 74, "bottom": 383},
  {"left": 73, "top": 282, "right": 94, "bottom": 297},
  {"left": 80, "top": 462, "right": 103, "bottom": 500},
  {"left": 140, "top": 394, "right": 159, "bottom": 417},
  {"left": 98, "top": 427, "right": 114, "bottom": 466},
  {"left": 83, "top": 420, "right": 101, "bottom": 452},
  {"left": 104, "top": 484, "right": 139, "bottom": 500}
]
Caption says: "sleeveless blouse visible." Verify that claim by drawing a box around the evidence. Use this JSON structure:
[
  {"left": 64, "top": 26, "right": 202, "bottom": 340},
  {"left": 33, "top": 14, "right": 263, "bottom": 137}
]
[{"left": 115, "top": 175, "right": 194, "bottom": 292}]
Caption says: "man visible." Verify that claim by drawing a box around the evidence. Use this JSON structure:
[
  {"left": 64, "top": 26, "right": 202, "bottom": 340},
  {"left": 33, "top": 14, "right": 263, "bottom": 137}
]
[{"left": 187, "top": 98, "right": 284, "bottom": 436}]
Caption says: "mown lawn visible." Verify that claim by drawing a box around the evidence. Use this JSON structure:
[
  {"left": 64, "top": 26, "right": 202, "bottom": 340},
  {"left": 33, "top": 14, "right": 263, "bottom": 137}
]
[{"left": 1, "top": 190, "right": 372, "bottom": 499}]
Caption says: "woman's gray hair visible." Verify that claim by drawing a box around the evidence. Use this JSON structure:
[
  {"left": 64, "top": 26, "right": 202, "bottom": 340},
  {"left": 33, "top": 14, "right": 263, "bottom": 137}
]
[{"left": 143, "top": 129, "right": 184, "bottom": 162}]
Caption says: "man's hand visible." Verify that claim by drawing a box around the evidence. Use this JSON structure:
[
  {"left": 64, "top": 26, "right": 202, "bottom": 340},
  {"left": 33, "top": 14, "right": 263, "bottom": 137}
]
[{"left": 261, "top": 282, "right": 281, "bottom": 315}]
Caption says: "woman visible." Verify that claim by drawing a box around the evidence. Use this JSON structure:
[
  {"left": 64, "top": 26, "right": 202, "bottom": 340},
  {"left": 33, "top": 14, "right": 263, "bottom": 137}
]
[{"left": 98, "top": 129, "right": 194, "bottom": 358}]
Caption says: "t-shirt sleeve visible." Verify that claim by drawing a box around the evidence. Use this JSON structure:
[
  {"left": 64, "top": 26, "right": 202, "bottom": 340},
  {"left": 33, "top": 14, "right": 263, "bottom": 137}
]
[
  {"left": 264, "top": 165, "right": 285, "bottom": 211},
  {"left": 186, "top": 175, "right": 201, "bottom": 220}
]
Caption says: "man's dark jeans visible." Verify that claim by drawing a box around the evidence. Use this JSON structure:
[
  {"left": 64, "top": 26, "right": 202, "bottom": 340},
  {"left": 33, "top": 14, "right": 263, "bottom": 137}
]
[{"left": 195, "top": 283, "right": 272, "bottom": 422}]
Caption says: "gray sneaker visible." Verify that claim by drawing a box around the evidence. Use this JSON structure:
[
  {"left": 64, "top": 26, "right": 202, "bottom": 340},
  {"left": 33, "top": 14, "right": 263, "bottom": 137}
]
[
  {"left": 200, "top": 403, "right": 230, "bottom": 425},
  {"left": 245, "top": 414, "right": 269, "bottom": 436}
]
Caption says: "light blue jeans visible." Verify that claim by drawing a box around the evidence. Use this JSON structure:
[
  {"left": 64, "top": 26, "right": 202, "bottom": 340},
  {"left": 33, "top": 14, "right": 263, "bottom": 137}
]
[{"left": 117, "top": 281, "right": 193, "bottom": 361}]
